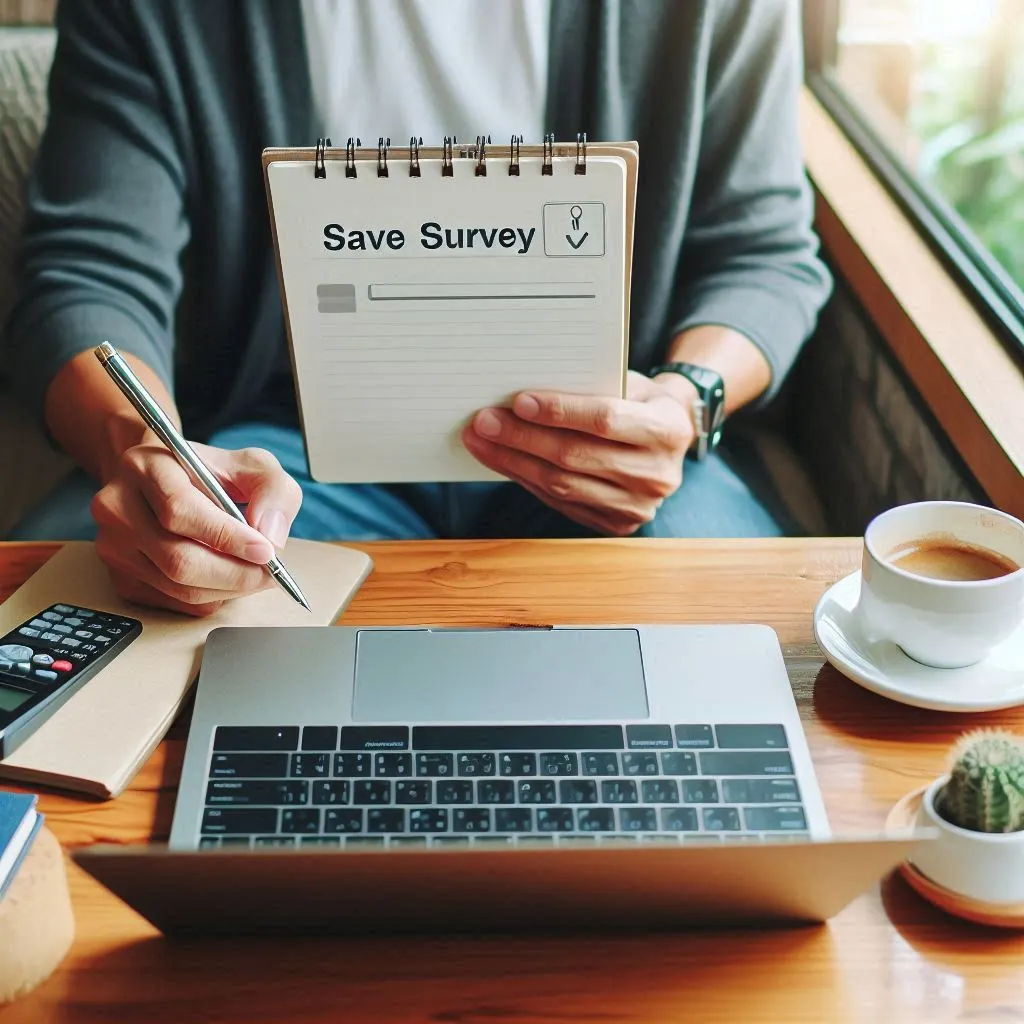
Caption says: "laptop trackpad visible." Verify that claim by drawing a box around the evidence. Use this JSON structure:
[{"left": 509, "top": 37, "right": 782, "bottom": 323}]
[{"left": 352, "top": 629, "right": 649, "bottom": 722}]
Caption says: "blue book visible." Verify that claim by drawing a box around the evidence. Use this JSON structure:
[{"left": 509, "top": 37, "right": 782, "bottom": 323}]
[{"left": 0, "top": 790, "right": 43, "bottom": 902}]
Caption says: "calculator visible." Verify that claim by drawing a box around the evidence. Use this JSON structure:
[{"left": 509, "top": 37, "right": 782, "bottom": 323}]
[{"left": 0, "top": 603, "right": 142, "bottom": 759}]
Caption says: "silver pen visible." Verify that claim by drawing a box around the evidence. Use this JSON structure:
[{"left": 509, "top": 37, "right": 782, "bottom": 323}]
[{"left": 94, "top": 342, "right": 310, "bottom": 611}]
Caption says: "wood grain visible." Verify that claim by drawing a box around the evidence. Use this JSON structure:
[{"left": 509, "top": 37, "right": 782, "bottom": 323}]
[
  {"left": 800, "top": 88, "right": 1024, "bottom": 518},
  {"left": 1, "top": 539, "right": 1023, "bottom": 1023}
]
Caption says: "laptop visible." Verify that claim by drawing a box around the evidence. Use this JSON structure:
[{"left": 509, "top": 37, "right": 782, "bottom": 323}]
[{"left": 73, "top": 624, "right": 927, "bottom": 934}]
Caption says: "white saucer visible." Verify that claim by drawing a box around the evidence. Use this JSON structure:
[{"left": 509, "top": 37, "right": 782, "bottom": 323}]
[{"left": 812, "top": 571, "right": 1024, "bottom": 712}]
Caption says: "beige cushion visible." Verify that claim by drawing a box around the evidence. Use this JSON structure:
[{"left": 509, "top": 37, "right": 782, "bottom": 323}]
[{"left": 0, "top": 28, "right": 72, "bottom": 538}]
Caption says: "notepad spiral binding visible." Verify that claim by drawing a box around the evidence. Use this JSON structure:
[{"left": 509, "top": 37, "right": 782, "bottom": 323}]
[{"left": 314, "top": 132, "right": 588, "bottom": 179}]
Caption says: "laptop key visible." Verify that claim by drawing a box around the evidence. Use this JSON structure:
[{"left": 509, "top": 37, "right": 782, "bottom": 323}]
[
  {"left": 457, "top": 753, "right": 496, "bottom": 777},
  {"left": 539, "top": 753, "right": 578, "bottom": 776},
  {"left": 334, "top": 753, "right": 371, "bottom": 777},
  {"left": 680, "top": 779, "right": 719, "bottom": 804},
  {"left": 715, "top": 724, "right": 788, "bottom": 749},
  {"left": 199, "top": 837, "right": 219, "bottom": 849},
  {"left": 416, "top": 753, "right": 454, "bottom": 777},
  {"left": 254, "top": 836, "right": 295, "bottom": 847},
  {"left": 477, "top": 779, "right": 515, "bottom": 804},
  {"left": 474, "top": 836, "right": 513, "bottom": 846},
  {"left": 205, "top": 780, "right": 308, "bottom": 805},
  {"left": 312, "top": 780, "right": 350, "bottom": 805},
  {"left": 340, "top": 726, "right": 409, "bottom": 751},
  {"left": 494, "top": 808, "right": 533, "bottom": 833},
  {"left": 625, "top": 724, "right": 673, "bottom": 750},
  {"left": 300, "top": 836, "right": 341, "bottom": 847},
  {"left": 290, "top": 753, "right": 330, "bottom": 778},
  {"left": 576, "top": 808, "right": 615, "bottom": 832},
  {"left": 345, "top": 837, "right": 385, "bottom": 847},
  {"left": 699, "top": 751, "right": 793, "bottom": 776},
  {"left": 432, "top": 836, "right": 470, "bottom": 846},
  {"left": 220, "top": 836, "right": 253, "bottom": 848},
  {"left": 499, "top": 753, "right": 536, "bottom": 776},
  {"left": 390, "top": 836, "right": 427, "bottom": 847},
  {"left": 214, "top": 727, "right": 299, "bottom": 751},
  {"left": 659, "top": 806, "right": 699, "bottom": 832},
  {"left": 394, "top": 780, "right": 432, "bottom": 804},
  {"left": 517, "top": 836, "right": 554, "bottom": 847},
  {"left": 641, "top": 779, "right": 678, "bottom": 803},
  {"left": 325, "top": 809, "right": 364, "bottom": 833},
  {"left": 722, "top": 778, "right": 800, "bottom": 803},
  {"left": 674, "top": 725, "right": 714, "bottom": 749},
  {"left": 621, "top": 752, "right": 660, "bottom": 776},
  {"left": 581, "top": 752, "right": 619, "bottom": 776},
  {"left": 409, "top": 808, "right": 448, "bottom": 832},
  {"left": 375, "top": 753, "right": 412, "bottom": 777},
  {"left": 660, "top": 752, "right": 698, "bottom": 776},
  {"left": 702, "top": 807, "right": 741, "bottom": 831},
  {"left": 559, "top": 779, "right": 598, "bottom": 804},
  {"left": 209, "top": 752, "right": 289, "bottom": 778},
  {"left": 301, "top": 726, "right": 338, "bottom": 751},
  {"left": 202, "top": 808, "right": 278, "bottom": 834},
  {"left": 517, "top": 779, "right": 557, "bottom": 804},
  {"left": 436, "top": 779, "right": 474, "bottom": 804},
  {"left": 367, "top": 808, "right": 406, "bottom": 833},
  {"left": 600, "top": 780, "right": 638, "bottom": 804},
  {"left": 619, "top": 807, "right": 658, "bottom": 832},
  {"left": 742, "top": 806, "right": 807, "bottom": 831},
  {"left": 453, "top": 808, "right": 491, "bottom": 833},
  {"left": 352, "top": 780, "right": 391, "bottom": 804},
  {"left": 536, "top": 808, "right": 575, "bottom": 832},
  {"left": 281, "top": 808, "right": 322, "bottom": 834}
]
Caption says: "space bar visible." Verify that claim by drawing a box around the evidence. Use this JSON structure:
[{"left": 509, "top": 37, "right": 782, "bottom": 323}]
[{"left": 413, "top": 725, "right": 625, "bottom": 751}]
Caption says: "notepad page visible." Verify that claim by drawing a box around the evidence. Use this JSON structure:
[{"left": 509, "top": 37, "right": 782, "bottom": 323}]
[{"left": 266, "top": 156, "right": 627, "bottom": 482}]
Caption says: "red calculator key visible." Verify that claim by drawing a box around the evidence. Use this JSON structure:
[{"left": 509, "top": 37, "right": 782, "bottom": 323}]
[{"left": 51, "top": 660, "right": 74, "bottom": 672}]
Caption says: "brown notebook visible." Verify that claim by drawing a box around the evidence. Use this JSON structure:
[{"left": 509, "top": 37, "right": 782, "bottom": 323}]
[{"left": 0, "top": 540, "right": 372, "bottom": 798}]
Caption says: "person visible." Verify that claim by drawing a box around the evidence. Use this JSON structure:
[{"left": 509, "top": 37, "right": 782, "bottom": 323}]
[{"left": 3, "top": 0, "right": 831, "bottom": 616}]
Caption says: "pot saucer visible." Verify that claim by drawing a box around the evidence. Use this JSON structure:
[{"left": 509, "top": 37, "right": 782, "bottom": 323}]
[
  {"left": 886, "top": 788, "right": 1024, "bottom": 928},
  {"left": 812, "top": 571, "right": 1024, "bottom": 712}
]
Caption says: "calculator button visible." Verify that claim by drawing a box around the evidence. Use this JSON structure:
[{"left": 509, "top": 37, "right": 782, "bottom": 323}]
[
  {"left": 32, "top": 654, "right": 54, "bottom": 665},
  {"left": 18, "top": 627, "right": 41, "bottom": 638},
  {"left": 41, "top": 632, "right": 63, "bottom": 642},
  {"left": 74, "top": 630, "right": 94, "bottom": 639},
  {"left": 74, "top": 609, "right": 94, "bottom": 618},
  {"left": 29, "top": 619, "right": 50, "bottom": 630},
  {"left": 63, "top": 638, "right": 81, "bottom": 648},
  {"left": 51, "top": 660, "right": 73, "bottom": 672},
  {"left": 41, "top": 612, "right": 61, "bottom": 622},
  {"left": 106, "top": 627, "right": 125, "bottom": 636},
  {"left": 34, "top": 670, "right": 58, "bottom": 681},
  {"left": 51, "top": 624, "right": 72, "bottom": 634},
  {"left": 0, "top": 645, "right": 34, "bottom": 662},
  {"left": 54, "top": 604, "right": 75, "bottom": 613},
  {"left": 93, "top": 635, "right": 111, "bottom": 644},
  {"left": 13, "top": 662, "right": 30, "bottom": 674},
  {"left": 81, "top": 644, "right": 99, "bottom": 652},
  {"left": 63, "top": 617, "right": 84, "bottom": 627}
]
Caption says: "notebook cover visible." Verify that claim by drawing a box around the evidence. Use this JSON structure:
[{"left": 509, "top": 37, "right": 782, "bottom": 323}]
[
  {"left": 0, "top": 798, "right": 41, "bottom": 902},
  {"left": 0, "top": 541, "right": 372, "bottom": 799}
]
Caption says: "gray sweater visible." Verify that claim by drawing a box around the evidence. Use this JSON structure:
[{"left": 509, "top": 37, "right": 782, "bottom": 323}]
[{"left": 5, "top": 0, "right": 830, "bottom": 440}]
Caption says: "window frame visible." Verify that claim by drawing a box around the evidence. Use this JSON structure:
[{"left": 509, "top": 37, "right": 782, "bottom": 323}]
[{"left": 802, "top": 0, "right": 1024, "bottom": 367}]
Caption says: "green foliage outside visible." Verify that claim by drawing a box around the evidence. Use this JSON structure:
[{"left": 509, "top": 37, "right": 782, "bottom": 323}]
[{"left": 910, "top": 19, "right": 1024, "bottom": 291}]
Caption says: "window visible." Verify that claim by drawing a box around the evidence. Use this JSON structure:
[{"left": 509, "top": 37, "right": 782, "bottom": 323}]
[{"left": 806, "top": 0, "right": 1024, "bottom": 351}]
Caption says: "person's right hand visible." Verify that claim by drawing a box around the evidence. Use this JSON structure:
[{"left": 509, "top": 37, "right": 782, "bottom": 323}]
[{"left": 91, "top": 435, "right": 303, "bottom": 616}]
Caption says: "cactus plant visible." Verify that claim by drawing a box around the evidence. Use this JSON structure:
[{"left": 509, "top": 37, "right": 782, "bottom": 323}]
[{"left": 937, "top": 729, "right": 1024, "bottom": 834}]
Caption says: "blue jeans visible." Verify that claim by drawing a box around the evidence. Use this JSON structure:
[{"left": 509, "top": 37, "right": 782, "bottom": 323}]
[{"left": 7, "top": 422, "right": 789, "bottom": 541}]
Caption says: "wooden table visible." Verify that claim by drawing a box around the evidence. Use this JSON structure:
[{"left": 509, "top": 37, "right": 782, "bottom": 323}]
[{"left": 1, "top": 538, "right": 1022, "bottom": 1023}]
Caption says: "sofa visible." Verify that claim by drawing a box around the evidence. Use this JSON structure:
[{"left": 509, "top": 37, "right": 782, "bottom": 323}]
[{"left": 0, "top": 25, "right": 829, "bottom": 540}]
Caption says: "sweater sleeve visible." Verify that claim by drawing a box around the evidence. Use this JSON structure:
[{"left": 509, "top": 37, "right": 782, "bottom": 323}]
[
  {"left": 2, "top": 0, "right": 188, "bottom": 424},
  {"left": 668, "top": 0, "right": 832, "bottom": 399}
]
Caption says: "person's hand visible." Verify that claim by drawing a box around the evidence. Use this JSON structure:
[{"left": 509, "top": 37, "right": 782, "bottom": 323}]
[
  {"left": 462, "top": 371, "right": 695, "bottom": 535},
  {"left": 91, "top": 434, "right": 303, "bottom": 616}
]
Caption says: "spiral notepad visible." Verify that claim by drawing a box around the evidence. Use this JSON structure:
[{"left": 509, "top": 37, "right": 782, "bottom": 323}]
[{"left": 263, "top": 135, "right": 638, "bottom": 483}]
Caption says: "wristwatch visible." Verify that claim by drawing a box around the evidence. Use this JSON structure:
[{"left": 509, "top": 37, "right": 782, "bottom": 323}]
[{"left": 647, "top": 362, "right": 725, "bottom": 461}]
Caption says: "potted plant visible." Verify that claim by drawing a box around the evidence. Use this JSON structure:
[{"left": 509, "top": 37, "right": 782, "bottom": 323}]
[{"left": 905, "top": 729, "right": 1024, "bottom": 912}]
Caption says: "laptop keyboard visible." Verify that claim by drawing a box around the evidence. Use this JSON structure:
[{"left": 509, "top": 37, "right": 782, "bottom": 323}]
[{"left": 197, "top": 724, "right": 809, "bottom": 848}]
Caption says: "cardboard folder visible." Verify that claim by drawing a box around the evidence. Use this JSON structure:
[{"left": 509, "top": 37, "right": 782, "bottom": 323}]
[{"left": 0, "top": 540, "right": 372, "bottom": 798}]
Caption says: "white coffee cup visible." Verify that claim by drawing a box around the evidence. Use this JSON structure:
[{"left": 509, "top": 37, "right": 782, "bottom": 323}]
[{"left": 857, "top": 501, "right": 1024, "bottom": 669}]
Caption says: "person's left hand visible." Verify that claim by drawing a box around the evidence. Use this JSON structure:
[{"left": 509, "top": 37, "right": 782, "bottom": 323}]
[{"left": 462, "top": 371, "right": 695, "bottom": 535}]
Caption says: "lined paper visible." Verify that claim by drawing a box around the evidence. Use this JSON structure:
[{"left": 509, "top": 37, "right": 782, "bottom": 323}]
[{"left": 266, "top": 154, "right": 629, "bottom": 482}]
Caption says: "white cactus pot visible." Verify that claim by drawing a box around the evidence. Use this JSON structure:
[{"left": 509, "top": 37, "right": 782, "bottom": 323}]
[{"left": 910, "top": 775, "right": 1024, "bottom": 905}]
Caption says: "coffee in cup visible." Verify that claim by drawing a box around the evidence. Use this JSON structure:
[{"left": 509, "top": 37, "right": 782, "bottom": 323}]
[
  {"left": 887, "top": 537, "right": 1020, "bottom": 583},
  {"left": 857, "top": 502, "right": 1024, "bottom": 669}
]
